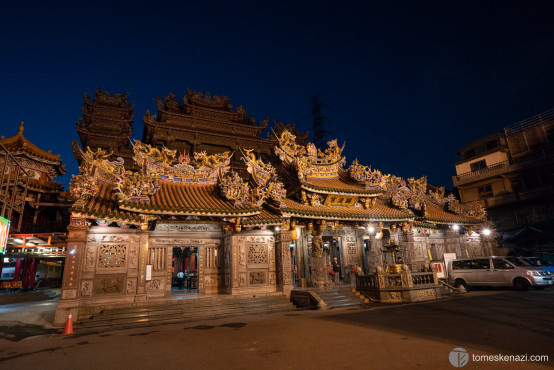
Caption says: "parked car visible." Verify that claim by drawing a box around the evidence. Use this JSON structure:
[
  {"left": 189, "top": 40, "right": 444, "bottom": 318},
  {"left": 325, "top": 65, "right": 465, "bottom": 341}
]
[
  {"left": 516, "top": 257, "right": 554, "bottom": 277},
  {"left": 447, "top": 256, "right": 553, "bottom": 291}
]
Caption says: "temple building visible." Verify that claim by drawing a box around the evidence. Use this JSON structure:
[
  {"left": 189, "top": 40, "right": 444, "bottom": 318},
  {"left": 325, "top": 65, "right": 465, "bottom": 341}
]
[
  {"left": 0, "top": 122, "right": 69, "bottom": 288},
  {"left": 74, "top": 88, "right": 135, "bottom": 169},
  {"left": 55, "top": 88, "right": 490, "bottom": 326}
]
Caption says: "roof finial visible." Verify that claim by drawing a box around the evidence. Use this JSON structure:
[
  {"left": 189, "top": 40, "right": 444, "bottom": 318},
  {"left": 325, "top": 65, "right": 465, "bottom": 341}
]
[{"left": 18, "top": 121, "right": 24, "bottom": 134}]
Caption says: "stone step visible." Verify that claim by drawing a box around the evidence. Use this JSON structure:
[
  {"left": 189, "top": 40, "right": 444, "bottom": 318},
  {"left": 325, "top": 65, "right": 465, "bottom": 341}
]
[
  {"left": 76, "top": 295, "right": 295, "bottom": 332},
  {"left": 315, "top": 288, "right": 368, "bottom": 308}
]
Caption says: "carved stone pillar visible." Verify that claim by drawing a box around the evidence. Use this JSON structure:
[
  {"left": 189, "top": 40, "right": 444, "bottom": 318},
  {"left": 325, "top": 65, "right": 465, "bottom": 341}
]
[
  {"left": 54, "top": 215, "right": 88, "bottom": 326},
  {"left": 275, "top": 228, "right": 293, "bottom": 296},
  {"left": 400, "top": 266, "right": 413, "bottom": 288},
  {"left": 401, "top": 226, "right": 417, "bottom": 269},
  {"left": 135, "top": 229, "right": 150, "bottom": 301}
]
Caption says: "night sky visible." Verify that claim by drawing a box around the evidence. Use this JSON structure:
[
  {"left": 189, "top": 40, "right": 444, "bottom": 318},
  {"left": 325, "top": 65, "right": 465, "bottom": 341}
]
[{"left": 2, "top": 1, "right": 554, "bottom": 190}]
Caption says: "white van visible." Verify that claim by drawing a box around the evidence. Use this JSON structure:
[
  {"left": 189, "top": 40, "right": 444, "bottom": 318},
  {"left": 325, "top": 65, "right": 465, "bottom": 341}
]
[{"left": 447, "top": 256, "right": 553, "bottom": 291}]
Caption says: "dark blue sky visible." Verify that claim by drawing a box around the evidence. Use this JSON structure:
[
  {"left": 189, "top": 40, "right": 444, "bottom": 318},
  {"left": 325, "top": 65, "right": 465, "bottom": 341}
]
[{"left": 2, "top": 1, "right": 554, "bottom": 189}]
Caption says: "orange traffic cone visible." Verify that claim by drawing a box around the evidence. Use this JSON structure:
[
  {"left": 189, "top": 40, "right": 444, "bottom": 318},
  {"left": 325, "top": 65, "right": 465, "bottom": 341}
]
[{"left": 62, "top": 312, "right": 74, "bottom": 335}]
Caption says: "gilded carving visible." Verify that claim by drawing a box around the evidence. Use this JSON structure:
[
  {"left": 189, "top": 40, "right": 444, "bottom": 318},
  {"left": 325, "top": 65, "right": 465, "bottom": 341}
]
[{"left": 274, "top": 130, "right": 346, "bottom": 181}]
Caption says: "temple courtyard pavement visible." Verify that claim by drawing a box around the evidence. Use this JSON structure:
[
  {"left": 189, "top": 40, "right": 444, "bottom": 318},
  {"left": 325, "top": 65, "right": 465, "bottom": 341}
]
[{"left": 0, "top": 288, "right": 552, "bottom": 369}]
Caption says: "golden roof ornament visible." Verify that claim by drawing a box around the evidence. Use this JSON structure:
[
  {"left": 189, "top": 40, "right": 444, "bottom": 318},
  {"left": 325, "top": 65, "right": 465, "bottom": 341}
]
[
  {"left": 220, "top": 149, "right": 286, "bottom": 207},
  {"left": 274, "top": 129, "right": 346, "bottom": 181}
]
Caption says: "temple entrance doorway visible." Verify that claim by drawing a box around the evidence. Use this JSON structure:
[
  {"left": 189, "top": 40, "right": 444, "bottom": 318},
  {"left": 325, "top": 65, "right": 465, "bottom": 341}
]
[
  {"left": 323, "top": 236, "right": 342, "bottom": 283},
  {"left": 172, "top": 246, "right": 199, "bottom": 294}
]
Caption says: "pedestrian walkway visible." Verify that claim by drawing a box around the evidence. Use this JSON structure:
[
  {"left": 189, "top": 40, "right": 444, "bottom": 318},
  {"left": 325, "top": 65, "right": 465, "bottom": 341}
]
[{"left": 0, "top": 288, "right": 60, "bottom": 328}]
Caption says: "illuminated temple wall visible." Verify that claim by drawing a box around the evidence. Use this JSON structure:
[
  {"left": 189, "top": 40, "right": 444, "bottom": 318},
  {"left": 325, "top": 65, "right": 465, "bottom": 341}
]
[{"left": 55, "top": 220, "right": 288, "bottom": 326}]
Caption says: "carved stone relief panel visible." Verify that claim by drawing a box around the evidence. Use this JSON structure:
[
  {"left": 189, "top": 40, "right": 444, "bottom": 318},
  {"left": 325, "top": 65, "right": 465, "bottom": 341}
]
[
  {"left": 101, "top": 235, "right": 129, "bottom": 243},
  {"left": 98, "top": 244, "right": 127, "bottom": 269},
  {"left": 246, "top": 236, "right": 270, "bottom": 243},
  {"left": 268, "top": 244, "right": 275, "bottom": 265},
  {"left": 414, "top": 244, "right": 426, "bottom": 258},
  {"left": 239, "top": 274, "right": 246, "bottom": 287},
  {"left": 85, "top": 246, "right": 96, "bottom": 271},
  {"left": 155, "top": 223, "right": 221, "bottom": 233},
  {"left": 249, "top": 271, "right": 267, "bottom": 285},
  {"left": 269, "top": 273, "right": 275, "bottom": 286},
  {"left": 80, "top": 280, "right": 92, "bottom": 297},
  {"left": 224, "top": 274, "right": 230, "bottom": 287},
  {"left": 126, "top": 279, "right": 136, "bottom": 294},
  {"left": 239, "top": 245, "right": 246, "bottom": 266},
  {"left": 146, "top": 278, "right": 163, "bottom": 291},
  {"left": 247, "top": 244, "right": 268, "bottom": 264},
  {"left": 128, "top": 245, "right": 138, "bottom": 269},
  {"left": 93, "top": 274, "right": 125, "bottom": 294},
  {"left": 204, "top": 276, "right": 218, "bottom": 287}
]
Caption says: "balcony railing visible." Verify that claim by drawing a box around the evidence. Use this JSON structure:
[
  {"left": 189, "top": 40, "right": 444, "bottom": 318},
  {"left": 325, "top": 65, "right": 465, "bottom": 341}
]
[{"left": 456, "top": 160, "right": 510, "bottom": 181}]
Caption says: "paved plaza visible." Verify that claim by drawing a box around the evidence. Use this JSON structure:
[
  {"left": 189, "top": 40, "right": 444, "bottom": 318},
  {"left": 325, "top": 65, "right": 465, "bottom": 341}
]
[{"left": 0, "top": 288, "right": 552, "bottom": 369}]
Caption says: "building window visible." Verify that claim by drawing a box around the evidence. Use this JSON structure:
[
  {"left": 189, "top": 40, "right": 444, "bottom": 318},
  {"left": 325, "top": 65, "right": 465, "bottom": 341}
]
[
  {"left": 478, "top": 184, "right": 493, "bottom": 198},
  {"left": 470, "top": 159, "right": 487, "bottom": 172}
]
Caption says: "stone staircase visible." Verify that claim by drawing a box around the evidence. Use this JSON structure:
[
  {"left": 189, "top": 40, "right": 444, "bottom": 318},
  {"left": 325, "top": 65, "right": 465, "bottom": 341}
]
[
  {"left": 315, "top": 287, "right": 370, "bottom": 309},
  {"left": 76, "top": 294, "right": 296, "bottom": 333}
]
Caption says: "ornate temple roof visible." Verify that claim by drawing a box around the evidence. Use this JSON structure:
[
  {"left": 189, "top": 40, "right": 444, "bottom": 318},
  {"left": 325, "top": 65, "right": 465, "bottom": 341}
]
[
  {"left": 120, "top": 182, "right": 261, "bottom": 217},
  {"left": 71, "top": 183, "right": 144, "bottom": 225},
  {"left": 301, "top": 169, "right": 382, "bottom": 196},
  {"left": 280, "top": 198, "right": 413, "bottom": 221},
  {"left": 69, "top": 125, "right": 485, "bottom": 229},
  {"left": 0, "top": 122, "right": 66, "bottom": 178},
  {"left": 144, "top": 90, "right": 269, "bottom": 140}
]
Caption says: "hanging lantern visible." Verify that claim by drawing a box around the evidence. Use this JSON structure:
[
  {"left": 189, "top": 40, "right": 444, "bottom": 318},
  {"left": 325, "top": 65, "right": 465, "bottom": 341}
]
[
  {"left": 291, "top": 228, "right": 299, "bottom": 241},
  {"left": 391, "top": 223, "right": 397, "bottom": 232}
]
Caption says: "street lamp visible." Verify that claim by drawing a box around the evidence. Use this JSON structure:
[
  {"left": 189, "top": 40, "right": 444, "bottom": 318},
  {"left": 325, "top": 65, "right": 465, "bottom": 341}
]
[{"left": 483, "top": 228, "right": 491, "bottom": 236}]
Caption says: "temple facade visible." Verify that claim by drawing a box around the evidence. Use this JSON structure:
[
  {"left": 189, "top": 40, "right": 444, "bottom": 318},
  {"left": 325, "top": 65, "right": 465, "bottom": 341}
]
[{"left": 55, "top": 89, "right": 490, "bottom": 325}]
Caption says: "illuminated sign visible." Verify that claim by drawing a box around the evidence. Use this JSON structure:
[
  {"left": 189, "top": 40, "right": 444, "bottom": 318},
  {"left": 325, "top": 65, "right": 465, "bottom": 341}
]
[{"left": 0, "top": 216, "right": 10, "bottom": 254}]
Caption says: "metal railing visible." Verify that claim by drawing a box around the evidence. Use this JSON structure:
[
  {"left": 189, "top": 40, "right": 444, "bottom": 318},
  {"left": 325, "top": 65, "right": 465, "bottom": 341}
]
[
  {"left": 456, "top": 160, "right": 509, "bottom": 180},
  {"left": 504, "top": 108, "right": 554, "bottom": 136}
]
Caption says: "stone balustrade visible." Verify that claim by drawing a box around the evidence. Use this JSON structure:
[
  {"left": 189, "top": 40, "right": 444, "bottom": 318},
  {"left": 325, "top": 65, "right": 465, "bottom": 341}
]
[{"left": 355, "top": 265, "right": 441, "bottom": 303}]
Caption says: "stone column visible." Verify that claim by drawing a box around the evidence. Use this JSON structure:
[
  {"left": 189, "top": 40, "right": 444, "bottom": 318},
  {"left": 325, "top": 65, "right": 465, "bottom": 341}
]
[
  {"left": 275, "top": 228, "right": 293, "bottom": 296},
  {"left": 135, "top": 229, "right": 150, "bottom": 301},
  {"left": 54, "top": 215, "right": 88, "bottom": 326},
  {"left": 401, "top": 225, "right": 417, "bottom": 268}
]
